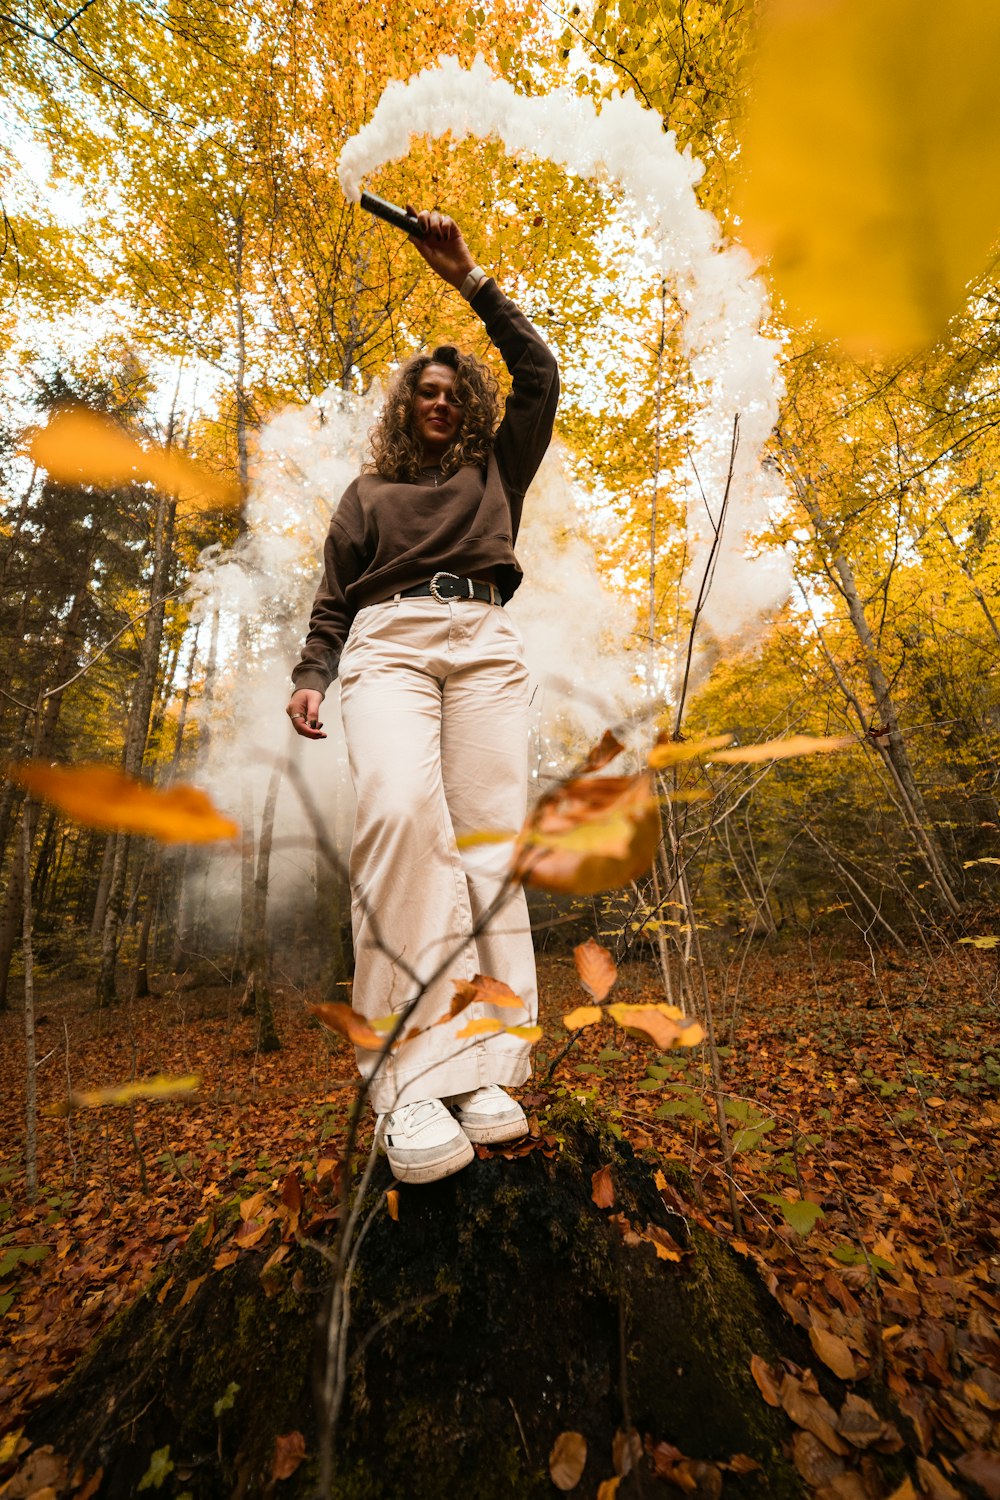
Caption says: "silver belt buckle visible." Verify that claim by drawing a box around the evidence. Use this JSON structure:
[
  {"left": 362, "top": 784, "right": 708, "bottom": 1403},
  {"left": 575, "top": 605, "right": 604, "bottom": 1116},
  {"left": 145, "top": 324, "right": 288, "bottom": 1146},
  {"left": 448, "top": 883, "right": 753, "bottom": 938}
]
[{"left": 429, "top": 571, "right": 459, "bottom": 602}]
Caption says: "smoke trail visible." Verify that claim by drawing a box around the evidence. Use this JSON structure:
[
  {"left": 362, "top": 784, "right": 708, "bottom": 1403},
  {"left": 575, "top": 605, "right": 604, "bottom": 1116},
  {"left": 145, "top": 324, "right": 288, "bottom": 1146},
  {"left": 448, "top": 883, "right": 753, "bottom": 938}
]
[{"left": 338, "top": 54, "right": 790, "bottom": 655}]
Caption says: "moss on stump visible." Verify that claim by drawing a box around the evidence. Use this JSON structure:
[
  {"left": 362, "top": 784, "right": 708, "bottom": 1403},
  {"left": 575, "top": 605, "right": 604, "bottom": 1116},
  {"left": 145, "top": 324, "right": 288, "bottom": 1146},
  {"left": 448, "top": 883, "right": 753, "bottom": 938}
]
[{"left": 24, "top": 1112, "right": 817, "bottom": 1498}]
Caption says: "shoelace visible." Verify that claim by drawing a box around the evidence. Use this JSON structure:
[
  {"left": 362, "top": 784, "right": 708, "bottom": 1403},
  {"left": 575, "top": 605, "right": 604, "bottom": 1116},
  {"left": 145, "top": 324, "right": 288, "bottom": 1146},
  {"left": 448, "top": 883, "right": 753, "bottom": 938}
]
[{"left": 389, "top": 1099, "right": 444, "bottom": 1135}]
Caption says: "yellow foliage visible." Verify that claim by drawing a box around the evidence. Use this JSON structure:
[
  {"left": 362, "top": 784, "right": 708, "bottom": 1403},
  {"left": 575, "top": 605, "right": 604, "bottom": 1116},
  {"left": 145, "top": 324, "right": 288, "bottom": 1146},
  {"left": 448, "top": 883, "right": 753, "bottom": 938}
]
[{"left": 738, "top": 0, "right": 1000, "bottom": 352}]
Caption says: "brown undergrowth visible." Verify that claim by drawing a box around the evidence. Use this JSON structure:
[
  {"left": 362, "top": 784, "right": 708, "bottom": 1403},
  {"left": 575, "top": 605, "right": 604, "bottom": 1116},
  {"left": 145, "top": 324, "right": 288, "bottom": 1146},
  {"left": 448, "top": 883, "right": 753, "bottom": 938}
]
[{"left": 0, "top": 944, "right": 997, "bottom": 1492}]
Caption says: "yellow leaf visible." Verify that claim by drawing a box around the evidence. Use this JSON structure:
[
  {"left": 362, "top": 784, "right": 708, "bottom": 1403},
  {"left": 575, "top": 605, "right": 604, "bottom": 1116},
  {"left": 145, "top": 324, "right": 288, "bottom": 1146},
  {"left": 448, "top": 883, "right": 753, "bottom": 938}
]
[
  {"left": 597, "top": 1481, "right": 620, "bottom": 1500},
  {"left": 386, "top": 1189, "right": 400, "bottom": 1222},
  {"left": 454, "top": 1017, "right": 505, "bottom": 1038},
  {"left": 738, "top": 0, "right": 1000, "bottom": 352},
  {"left": 7, "top": 762, "right": 238, "bottom": 844},
  {"left": 0, "top": 1431, "right": 24, "bottom": 1466},
  {"left": 46, "top": 1072, "right": 201, "bottom": 1115},
  {"left": 549, "top": 1431, "right": 587, "bottom": 1491},
  {"left": 647, "top": 734, "right": 732, "bottom": 768},
  {"left": 958, "top": 935, "right": 1000, "bottom": 949},
  {"left": 709, "top": 735, "right": 855, "bottom": 764},
  {"left": 562, "top": 1005, "right": 604, "bottom": 1031},
  {"left": 26, "top": 405, "right": 241, "bottom": 509},
  {"left": 308, "top": 1002, "right": 383, "bottom": 1050},
  {"left": 574, "top": 938, "right": 617, "bottom": 1002},
  {"left": 505, "top": 1024, "right": 543, "bottom": 1042},
  {"left": 455, "top": 828, "right": 516, "bottom": 849}
]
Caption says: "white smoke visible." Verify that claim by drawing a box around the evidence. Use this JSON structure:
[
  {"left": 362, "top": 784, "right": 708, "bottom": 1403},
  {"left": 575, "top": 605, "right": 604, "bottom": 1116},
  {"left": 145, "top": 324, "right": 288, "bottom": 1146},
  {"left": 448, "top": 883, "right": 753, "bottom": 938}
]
[
  {"left": 337, "top": 54, "right": 791, "bottom": 655},
  {"left": 184, "top": 58, "right": 791, "bottom": 930}
]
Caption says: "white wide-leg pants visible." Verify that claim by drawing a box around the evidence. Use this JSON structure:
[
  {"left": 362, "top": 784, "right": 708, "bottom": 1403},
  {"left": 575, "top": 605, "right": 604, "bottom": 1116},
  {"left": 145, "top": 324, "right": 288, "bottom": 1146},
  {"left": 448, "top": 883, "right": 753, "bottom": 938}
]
[{"left": 338, "top": 596, "right": 537, "bottom": 1113}]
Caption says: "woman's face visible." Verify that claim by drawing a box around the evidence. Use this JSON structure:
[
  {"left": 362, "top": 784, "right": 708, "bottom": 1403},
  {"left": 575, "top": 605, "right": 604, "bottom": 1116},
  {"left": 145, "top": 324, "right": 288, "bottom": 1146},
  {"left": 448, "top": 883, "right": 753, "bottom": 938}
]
[{"left": 412, "top": 362, "right": 464, "bottom": 462}]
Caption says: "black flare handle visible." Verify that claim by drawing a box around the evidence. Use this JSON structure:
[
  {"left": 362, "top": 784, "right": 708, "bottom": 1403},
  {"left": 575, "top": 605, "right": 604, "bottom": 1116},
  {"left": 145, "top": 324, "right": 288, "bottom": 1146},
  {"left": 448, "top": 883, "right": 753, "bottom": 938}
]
[{"left": 359, "top": 191, "right": 427, "bottom": 238}]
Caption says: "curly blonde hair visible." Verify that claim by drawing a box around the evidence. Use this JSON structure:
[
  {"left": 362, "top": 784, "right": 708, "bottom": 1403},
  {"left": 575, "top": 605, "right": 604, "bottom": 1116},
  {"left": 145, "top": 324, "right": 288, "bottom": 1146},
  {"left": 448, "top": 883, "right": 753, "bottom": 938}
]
[{"left": 366, "top": 345, "right": 501, "bottom": 482}]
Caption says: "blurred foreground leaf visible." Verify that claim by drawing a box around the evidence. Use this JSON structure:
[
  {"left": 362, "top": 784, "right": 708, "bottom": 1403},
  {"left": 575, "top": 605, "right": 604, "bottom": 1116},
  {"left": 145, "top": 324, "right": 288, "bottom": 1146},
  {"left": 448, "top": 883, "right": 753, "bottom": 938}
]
[
  {"left": 738, "top": 0, "right": 1000, "bottom": 353},
  {"left": 27, "top": 406, "right": 242, "bottom": 509},
  {"left": 47, "top": 1073, "right": 201, "bottom": 1116},
  {"left": 8, "top": 763, "right": 238, "bottom": 844}
]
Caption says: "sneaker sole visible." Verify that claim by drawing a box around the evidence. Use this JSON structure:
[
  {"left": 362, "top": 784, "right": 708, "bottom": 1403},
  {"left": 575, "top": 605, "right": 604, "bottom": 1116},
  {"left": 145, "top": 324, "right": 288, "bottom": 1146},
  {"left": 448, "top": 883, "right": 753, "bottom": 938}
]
[
  {"left": 456, "top": 1115, "right": 527, "bottom": 1145},
  {"left": 386, "top": 1132, "right": 475, "bottom": 1185}
]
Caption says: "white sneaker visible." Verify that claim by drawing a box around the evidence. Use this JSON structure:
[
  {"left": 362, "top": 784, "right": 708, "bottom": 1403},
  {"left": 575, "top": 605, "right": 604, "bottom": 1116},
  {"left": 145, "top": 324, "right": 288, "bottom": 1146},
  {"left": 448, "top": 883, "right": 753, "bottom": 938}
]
[
  {"left": 376, "top": 1099, "right": 474, "bottom": 1184},
  {"left": 448, "top": 1085, "right": 527, "bottom": 1144}
]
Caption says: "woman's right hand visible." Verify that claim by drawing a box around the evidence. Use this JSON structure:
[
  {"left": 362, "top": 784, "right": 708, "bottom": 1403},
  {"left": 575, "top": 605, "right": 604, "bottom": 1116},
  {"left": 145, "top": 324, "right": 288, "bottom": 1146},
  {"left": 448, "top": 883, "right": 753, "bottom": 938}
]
[{"left": 286, "top": 688, "right": 327, "bottom": 739}]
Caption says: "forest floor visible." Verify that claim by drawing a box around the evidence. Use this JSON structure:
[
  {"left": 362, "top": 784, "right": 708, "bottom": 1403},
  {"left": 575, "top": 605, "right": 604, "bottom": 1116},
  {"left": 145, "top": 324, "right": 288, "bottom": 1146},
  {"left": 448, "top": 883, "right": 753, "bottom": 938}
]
[{"left": 0, "top": 942, "right": 997, "bottom": 1494}]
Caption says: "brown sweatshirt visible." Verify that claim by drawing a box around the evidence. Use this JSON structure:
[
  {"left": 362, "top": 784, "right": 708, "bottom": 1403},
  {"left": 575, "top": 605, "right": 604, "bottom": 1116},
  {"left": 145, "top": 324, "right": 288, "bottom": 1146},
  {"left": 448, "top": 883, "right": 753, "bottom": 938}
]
[{"left": 290, "top": 279, "right": 559, "bottom": 696}]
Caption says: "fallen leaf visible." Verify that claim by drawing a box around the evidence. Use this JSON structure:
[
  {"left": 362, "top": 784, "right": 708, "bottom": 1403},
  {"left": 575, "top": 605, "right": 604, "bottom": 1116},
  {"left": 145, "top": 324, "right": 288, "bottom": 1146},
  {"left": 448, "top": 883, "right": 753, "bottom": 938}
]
[
  {"left": 810, "top": 1325, "right": 858, "bottom": 1381},
  {"left": 386, "top": 1190, "right": 399, "bottom": 1222},
  {"left": 271, "top": 1430, "right": 306, "bottom": 1481},
  {"left": 955, "top": 1449, "right": 1000, "bottom": 1498},
  {"left": 612, "top": 1426, "right": 642, "bottom": 1478},
  {"left": 837, "top": 1394, "right": 893, "bottom": 1450},
  {"left": 7, "top": 762, "right": 238, "bottom": 843},
  {"left": 750, "top": 1353, "right": 781, "bottom": 1407},
  {"left": 916, "top": 1457, "right": 963, "bottom": 1500},
  {"left": 178, "top": 1274, "right": 207, "bottom": 1309},
  {"left": 0, "top": 1446, "right": 68, "bottom": 1499},
  {"left": 792, "top": 1429, "right": 845, "bottom": 1488},
  {"left": 779, "top": 1373, "right": 849, "bottom": 1453},
  {"left": 591, "top": 1165, "right": 615, "bottom": 1209},
  {"left": 549, "top": 1430, "right": 587, "bottom": 1491},
  {"left": 213, "top": 1249, "right": 239, "bottom": 1271},
  {"left": 574, "top": 938, "right": 618, "bottom": 1002},
  {"left": 597, "top": 1481, "right": 620, "bottom": 1500}
]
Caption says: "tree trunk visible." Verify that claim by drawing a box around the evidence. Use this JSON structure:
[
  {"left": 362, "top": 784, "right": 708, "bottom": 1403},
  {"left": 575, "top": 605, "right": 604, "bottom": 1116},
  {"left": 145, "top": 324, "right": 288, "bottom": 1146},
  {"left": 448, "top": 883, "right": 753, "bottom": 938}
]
[
  {"left": 97, "top": 489, "right": 176, "bottom": 1005},
  {"left": 241, "top": 763, "right": 283, "bottom": 1052},
  {"left": 20, "top": 1114, "right": 849, "bottom": 1500},
  {"left": 797, "top": 490, "right": 964, "bottom": 915}
]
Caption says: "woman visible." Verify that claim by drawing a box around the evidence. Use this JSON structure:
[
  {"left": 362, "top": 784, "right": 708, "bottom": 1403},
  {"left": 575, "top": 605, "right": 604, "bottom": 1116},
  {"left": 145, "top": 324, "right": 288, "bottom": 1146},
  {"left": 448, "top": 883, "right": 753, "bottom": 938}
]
[{"left": 287, "top": 208, "right": 559, "bottom": 1184}]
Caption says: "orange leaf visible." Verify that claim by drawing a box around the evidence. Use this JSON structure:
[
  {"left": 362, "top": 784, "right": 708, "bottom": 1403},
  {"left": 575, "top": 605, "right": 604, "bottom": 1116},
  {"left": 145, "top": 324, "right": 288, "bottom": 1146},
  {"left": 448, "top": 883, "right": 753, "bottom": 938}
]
[
  {"left": 574, "top": 938, "right": 617, "bottom": 1002},
  {"left": 607, "top": 1003, "right": 704, "bottom": 1050},
  {"left": 213, "top": 1249, "right": 239, "bottom": 1271},
  {"left": 591, "top": 1164, "right": 615, "bottom": 1209},
  {"left": 809, "top": 1325, "right": 858, "bottom": 1381},
  {"left": 549, "top": 1431, "right": 587, "bottom": 1491},
  {"left": 709, "top": 734, "right": 855, "bottom": 764},
  {"left": 26, "top": 405, "right": 241, "bottom": 509},
  {"left": 562, "top": 1005, "right": 603, "bottom": 1031},
  {"left": 178, "top": 1274, "right": 207, "bottom": 1309},
  {"left": 598, "top": 1482, "right": 620, "bottom": 1500},
  {"left": 271, "top": 1431, "right": 306, "bottom": 1482},
  {"left": 308, "top": 1002, "right": 382, "bottom": 1050},
  {"left": 515, "top": 771, "right": 660, "bottom": 896},
  {"left": 578, "top": 729, "right": 625, "bottom": 773},
  {"left": 7, "top": 762, "right": 238, "bottom": 844},
  {"left": 750, "top": 1354, "right": 781, "bottom": 1407},
  {"left": 647, "top": 733, "right": 733, "bottom": 768},
  {"left": 454, "top": 1017, "right": 504, "bottom": 1038},
  {"left": 448, "top": 974, "right": 524, "bottom": 1015},
  {"left": 386, "top": 1189, "right": 400, "bottom": 1222}
]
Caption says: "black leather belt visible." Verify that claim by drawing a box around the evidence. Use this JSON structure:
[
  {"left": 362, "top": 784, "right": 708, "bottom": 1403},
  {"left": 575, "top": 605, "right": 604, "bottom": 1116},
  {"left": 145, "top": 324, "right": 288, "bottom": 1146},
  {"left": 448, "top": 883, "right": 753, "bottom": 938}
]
[{"left": 397, "top": 571, "right": 500, "bottom": 605}]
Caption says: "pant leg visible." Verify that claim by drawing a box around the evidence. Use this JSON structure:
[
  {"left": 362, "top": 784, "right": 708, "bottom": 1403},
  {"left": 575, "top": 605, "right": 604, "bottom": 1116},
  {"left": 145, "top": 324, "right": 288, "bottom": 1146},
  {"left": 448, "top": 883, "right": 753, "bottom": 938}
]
[
  {"left": 439, "top": 602, "right": 537, "bottom": 1088},
  {"left": 338, "top": 599, "right": 529, "bottom": 1111}
]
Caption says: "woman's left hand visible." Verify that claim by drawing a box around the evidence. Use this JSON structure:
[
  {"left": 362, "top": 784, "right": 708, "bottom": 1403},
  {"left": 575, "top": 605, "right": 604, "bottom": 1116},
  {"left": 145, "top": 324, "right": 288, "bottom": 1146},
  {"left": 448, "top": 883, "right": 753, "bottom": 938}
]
[{"left": 405, "top": 206, "right": 476, "bottom": 291}]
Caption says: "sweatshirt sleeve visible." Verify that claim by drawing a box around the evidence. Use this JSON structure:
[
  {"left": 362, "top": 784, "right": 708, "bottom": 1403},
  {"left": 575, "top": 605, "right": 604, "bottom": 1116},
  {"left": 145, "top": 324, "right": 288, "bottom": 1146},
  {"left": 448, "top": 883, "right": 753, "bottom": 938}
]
[
  {"left": 290, "top": 487, "right": 368, "bottom": 695},
  {"left": 472, "top": 279, "right": 559, "bottom": 505}
]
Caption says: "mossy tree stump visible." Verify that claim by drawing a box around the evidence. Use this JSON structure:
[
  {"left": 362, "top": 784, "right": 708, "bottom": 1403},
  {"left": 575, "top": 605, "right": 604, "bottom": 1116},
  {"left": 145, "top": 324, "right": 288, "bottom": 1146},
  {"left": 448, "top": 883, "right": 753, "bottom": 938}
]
[{"left": 21, "top": 1115, "right": 842, "bottom": 1498}]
